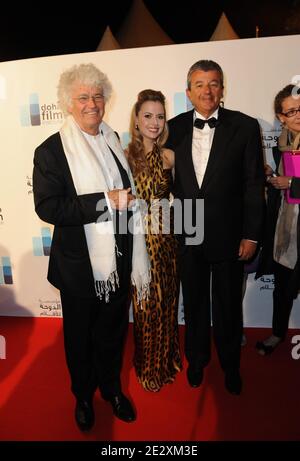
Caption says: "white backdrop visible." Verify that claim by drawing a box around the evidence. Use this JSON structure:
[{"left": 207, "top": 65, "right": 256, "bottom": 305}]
[{"left": 0, "top": 35, "right": 300, "bottom": 327}]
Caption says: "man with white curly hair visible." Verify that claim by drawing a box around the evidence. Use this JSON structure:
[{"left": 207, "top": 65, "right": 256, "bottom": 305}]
[{"left": 33, "top": 63, "right": 150, "bottom": 431}]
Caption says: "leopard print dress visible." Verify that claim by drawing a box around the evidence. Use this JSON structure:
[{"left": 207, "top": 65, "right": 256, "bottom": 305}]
[{"left": 132, "top": 144, "right": 182, "bottom": 392}]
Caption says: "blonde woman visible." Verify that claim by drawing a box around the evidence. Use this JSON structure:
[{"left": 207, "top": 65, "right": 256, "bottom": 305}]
[{"left": 126, "top": 89, "right": 182, "bottom": 392}]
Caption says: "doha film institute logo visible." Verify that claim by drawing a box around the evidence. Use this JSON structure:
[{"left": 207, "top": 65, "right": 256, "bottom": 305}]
[
  {"left": 0, "top": 256, "right": 13, "bottom": 285},
  {"left": 33, "top": 227, "right": 52, "bottom": 256},
  {"left": 20, "top": 93, "right": 63, "bottom": 127}
]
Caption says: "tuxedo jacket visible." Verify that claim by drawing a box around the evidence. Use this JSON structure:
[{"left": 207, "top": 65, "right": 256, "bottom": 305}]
[
  {"left": 166, "top": 107, "right": 265, "bottom": 262},
  {"left": 33, "top": 132, "right": 132, "bottom": 297}
]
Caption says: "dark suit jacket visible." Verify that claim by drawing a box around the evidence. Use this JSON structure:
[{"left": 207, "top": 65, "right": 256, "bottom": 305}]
[
  {"left": 166, "top": 107, "right": 265, "bottom": 262},
  {"left": 33, "top": 132, "right": 131, "bottom": 297}
]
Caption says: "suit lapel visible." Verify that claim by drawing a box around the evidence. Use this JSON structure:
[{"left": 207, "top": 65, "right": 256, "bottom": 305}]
[
  {"left": 53, "top": 133, "right": 80, "bottom": 196},
  {"left": 176, "top": 111, "right": 200, "bottom": 197},
  {"left": 200, "top": 107, "right": 236, "bottom": 192}
]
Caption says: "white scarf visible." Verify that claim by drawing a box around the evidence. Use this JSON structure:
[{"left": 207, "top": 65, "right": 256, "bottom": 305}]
[
  {"left": 273, "top": 129, "right": 299, "bottom": 269},
  {"left": 60, "top": 115, "right": 150, "bottom": 303}
]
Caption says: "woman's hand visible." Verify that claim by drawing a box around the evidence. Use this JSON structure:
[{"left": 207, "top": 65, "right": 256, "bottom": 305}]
[{"left": 268, "top": 175, "right": 291, "bottom": 190}]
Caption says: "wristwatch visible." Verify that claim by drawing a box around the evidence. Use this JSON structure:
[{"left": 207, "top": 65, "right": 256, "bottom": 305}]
[{"left": 288, "top": 177, "right": 292, "bottom": 189}]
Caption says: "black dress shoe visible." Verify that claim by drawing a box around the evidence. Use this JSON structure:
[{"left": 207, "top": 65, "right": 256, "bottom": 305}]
[
  {"left": 256, "top": 338, "right": 282, "bottom": 356},
  {"left": 225, "top": 370, "right": 242, "bottom": 395},
  {"left": 187, "top": 366, "right": 204, "bottom": 388},
  {"left": 75, "top": 399, "right": 95, "bottom": 431},
  {"left": 104, "top": 393, "right": 136, "bottom": 422}
]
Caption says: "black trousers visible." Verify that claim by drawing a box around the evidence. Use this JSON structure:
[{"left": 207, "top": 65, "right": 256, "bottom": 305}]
[
  {"left": 180, "top": 246, "right": 244, "bottom": 372},
  {"left": 60, "top": 249, "right": 131, "bottom": 401},
  {"left": 272, "top": 261, "right": 296, "bottom": 339}
]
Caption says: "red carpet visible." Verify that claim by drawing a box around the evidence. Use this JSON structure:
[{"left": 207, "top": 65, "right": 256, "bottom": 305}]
[{"left": 0, "top": 316, "right": 299, "bottom": 441}]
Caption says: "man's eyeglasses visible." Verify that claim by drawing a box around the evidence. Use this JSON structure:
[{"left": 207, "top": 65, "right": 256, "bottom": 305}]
[
  {"left": 281, "top": 107, "right": 300, "bottom": 118},
  {"left": 73, "top": 95, "right": 104, "bottom": 104}
]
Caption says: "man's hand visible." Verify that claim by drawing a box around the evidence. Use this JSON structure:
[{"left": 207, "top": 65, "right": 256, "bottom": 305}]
[
  {"left": 107, "top": 188, "right": 136, "bottom": 210},
  {"left": 264, "top": 164, "right": 274, "bottom": 176},
  {"left": 238, "top": 239, "right": 257, "bottom": 261}
]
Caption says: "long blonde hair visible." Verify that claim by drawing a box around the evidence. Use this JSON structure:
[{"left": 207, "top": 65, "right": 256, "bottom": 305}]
[{"left": 127, "top": 89, "right": 169, "bottom": 177}]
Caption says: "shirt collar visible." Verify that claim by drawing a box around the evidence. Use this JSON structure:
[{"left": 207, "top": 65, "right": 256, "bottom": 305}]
[{"left": 194, "top": 107, "right": 219, "bottom": 121}]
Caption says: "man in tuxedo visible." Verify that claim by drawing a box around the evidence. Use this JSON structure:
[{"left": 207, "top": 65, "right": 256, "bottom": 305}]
[
  {"left": 33, "top": 63, "right": 150, "bottom": 430},
  {"left": 167, "top": 60, "right": 265, "bottom": 394}
]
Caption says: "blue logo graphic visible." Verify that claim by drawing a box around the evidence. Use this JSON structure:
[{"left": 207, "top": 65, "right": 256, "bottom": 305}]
[
  {"left": 0, "top": 257, "right": 13, "bottom": 284},
  {"left": 20, "top": 93, "right": 41, "bottom": 126},
  {"left": 33, "top": 227, "right": 52, "bottom": 256},
  {"left": 173, "top": 92, "right": 193, "bottom": 116},
  {"left": 121, "top": 132, "right": 130, "bottom": 149}
]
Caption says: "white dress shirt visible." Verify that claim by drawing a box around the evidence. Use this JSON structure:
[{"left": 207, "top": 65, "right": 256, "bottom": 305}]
[{"left": 192, "top": 108, "right": 219, "bottom": 188}]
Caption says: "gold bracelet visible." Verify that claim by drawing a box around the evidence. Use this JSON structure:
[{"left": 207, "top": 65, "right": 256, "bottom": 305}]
[{"left": 288, "top": 178, "right": 292, "bottom": 189}]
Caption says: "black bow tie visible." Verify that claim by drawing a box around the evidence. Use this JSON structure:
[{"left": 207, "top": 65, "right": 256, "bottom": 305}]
[{"left": 194, "top": 117, "right": 218, "bottom": 129}]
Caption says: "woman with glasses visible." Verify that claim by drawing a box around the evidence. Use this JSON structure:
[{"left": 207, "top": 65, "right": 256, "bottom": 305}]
[{"left": 256, "top": 84, "right": 300, "bottom": 355}]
